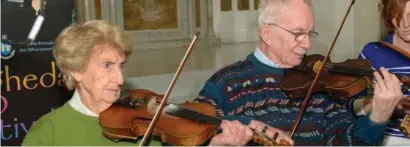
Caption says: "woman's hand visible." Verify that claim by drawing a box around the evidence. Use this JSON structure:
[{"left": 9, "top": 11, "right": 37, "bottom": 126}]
[{"left": 208, "top": 120, "right": 254, "bottom": 146}]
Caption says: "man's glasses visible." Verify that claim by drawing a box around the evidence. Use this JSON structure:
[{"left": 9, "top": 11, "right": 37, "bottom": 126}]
[{"left": 268, "top": 23, "right": 318, "bottom": 42}]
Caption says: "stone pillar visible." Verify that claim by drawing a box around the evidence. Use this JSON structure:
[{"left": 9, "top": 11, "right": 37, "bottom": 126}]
[
  {"left": 212, "top": 0, "right": 259, "bottom": 43},
  {"left": 74, "top": 0, "right": 96, "bottom": 23}
]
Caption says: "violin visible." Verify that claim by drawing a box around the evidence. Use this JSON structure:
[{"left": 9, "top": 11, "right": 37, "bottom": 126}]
[
  {"left": 99, "top": 88, "right": 291, "bottom": 146},
  {"left": 280, "top": 54, "right": 410, "bottom": 137},
  {"left": 283, "top": 0, "right": 410, "bottom": 140},
  {"left": 280, "top": 54, "right": 410, "bottom": 99}
]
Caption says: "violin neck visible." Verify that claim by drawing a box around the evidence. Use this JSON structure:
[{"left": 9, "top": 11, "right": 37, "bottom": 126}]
[
  {"left": 326, "top": 63, "right": 408, "bottom": 80},
  {"left": 325, "top": 63, "right": 373, "bottom": 76},
  {"left": 164, "top": 103, "right": 223, "bottom": 126},
  {"left": 152, "top": 97, "right": 224, "bottom": 127}
]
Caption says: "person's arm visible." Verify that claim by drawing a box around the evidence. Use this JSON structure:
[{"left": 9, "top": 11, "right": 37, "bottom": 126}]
[
  {"left": 337, "top": 88, "right": 371, "bottom": 118},
  {"left": 344, "top": 94, "right": 372, "bottom": 117},
  {"left": 352, "top": 96, "right": 373, "bottom": 115},
  {"left": 323, "top": 101, "right": 387, "bottom": 146},
  {"left": 22, "top": 119, "right": 54, "bottom": 146},
  {"left": 194, "top": 81, "right": 253, "bottom": 125},
  {"left": 194, "top": 80, "right": 255, "bottom": 146},
  {"left": 196, "top": 79, "right": 294, "bottom": 146}
]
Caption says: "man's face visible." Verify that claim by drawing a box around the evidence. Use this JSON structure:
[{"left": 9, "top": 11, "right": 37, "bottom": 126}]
[
  {"left": 393, "top": 1, "right": 410, "bottom": 42},
  {"left": 260, "top": 0, "right": 315, "bottom": 68}
]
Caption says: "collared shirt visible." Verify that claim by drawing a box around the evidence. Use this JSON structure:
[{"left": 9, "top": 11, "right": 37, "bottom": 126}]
[
  {"left": 69, "top": 90, "right": 99, "bottom": 117},
  {"left": 253, "top": 47, "right": 279, "bottom": 68}
]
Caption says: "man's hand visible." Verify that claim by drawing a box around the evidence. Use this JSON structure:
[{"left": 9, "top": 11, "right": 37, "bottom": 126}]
[
  {"left": 208, "top": 120, "right": 253, "bottom": 146},
  {"left": 370, "top": 67, "right": 404, "bottom": 123},
  {"left": 363, "top": 96, "right": 410, "bottom": 115},
  {"left": 248, "top": 120, "right": 294, "bottom": 145}
]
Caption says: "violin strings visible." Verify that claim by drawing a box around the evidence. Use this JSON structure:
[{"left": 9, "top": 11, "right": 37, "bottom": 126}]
[
  {"left": 153, "top": 96, "right": 283, "bottom": 144},
  {"left": 160, "top": 101, "right": 279, "bottom": 144},
  {"left": 325, "top": 63, "right": 374, "bottom": 76}
]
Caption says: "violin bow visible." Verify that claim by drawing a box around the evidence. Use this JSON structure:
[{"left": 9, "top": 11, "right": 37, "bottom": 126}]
[
  {"left": 379, "top": 41, "right": 410, "bottom": 59},
  {"left": 138, "top": 32, "right": 200, "bottom": 146},
  {"left": 288, "top": 0, "right": 356, "bottom": 138}
]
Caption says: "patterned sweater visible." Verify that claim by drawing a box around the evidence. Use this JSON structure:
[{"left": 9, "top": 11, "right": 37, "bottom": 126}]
[{"left": 195, "top": 52, "right": 387, "bottom": 146}]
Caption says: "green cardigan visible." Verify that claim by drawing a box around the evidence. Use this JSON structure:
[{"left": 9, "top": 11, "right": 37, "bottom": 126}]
[{"left": 22, "top": 102, "right": 162, "bottom": 146}]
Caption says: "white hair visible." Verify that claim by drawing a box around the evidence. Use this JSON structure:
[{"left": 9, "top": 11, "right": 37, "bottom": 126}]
[{"left": 257, "top": 0, "right": 312, "bottom": 28}]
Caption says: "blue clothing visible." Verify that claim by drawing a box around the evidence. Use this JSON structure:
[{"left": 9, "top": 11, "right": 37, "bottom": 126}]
[
  {"left": 353, "top": 32, "right": 410, "bottom": 138},
  {"left": 195, "top": 51, "right": 388, "bottom": 146}
]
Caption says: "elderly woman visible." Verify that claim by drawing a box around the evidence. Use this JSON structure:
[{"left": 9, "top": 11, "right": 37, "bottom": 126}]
[{"left": 22, "top": 20, "right": 162, "bottom": 146}]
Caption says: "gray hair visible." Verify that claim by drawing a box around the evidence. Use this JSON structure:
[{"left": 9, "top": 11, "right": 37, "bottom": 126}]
[
  {"left": 53, "top": 20, "right": 132, "bottom": 90},
  {"left": 257, "top": 0, "right": 312, "bottom": 28}
]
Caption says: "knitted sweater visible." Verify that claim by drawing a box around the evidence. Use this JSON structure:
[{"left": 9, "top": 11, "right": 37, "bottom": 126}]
[
  {"left": 195, "top": 52, "right": 388, "bottom": 146},
  {"left": 22, "top": 102, "right": 162, "bottom": 146}
]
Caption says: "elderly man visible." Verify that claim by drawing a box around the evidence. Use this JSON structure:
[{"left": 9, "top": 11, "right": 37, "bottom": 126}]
[{"left": 202, "top": 0, "right": 403, "bottom": 146}]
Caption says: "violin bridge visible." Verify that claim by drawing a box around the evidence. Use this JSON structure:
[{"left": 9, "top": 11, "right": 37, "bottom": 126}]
[{"left": 313, "top": 61, "right": 323, "bottom": 73}]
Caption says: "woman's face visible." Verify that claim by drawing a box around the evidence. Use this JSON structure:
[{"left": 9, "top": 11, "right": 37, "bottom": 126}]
[
  {"left": 393, "top": 1, "right": 410, "bottom": 42},
  {"left": 73, "top": 44, "right": 126, "bottom": 105}
]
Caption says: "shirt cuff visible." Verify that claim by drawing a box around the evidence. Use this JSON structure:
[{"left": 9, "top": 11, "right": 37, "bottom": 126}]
[
  {"left": 355, "top": 114, "right": 388, "bottom": 144},
  {"left": 353, "top": 98, "right": 367, "bottom": 116}
]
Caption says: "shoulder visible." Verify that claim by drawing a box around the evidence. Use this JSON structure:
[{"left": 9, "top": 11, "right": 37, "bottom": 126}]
[
  {"left": 359, "top": 40, "right": 408, "bottom": 68},
  {"left": 359, "top": 41, "right": 386, "bottom": 59},
  {"left": 35, "top": 102, "right": 71, "bottom": 124},
  {"left": 360, "top": 33, "right": 394, "bottom": 59},
  {"left": 22, "top": 103, "right": 69, "bottom": 145},
  {"left": 207, "top": 59, "right": 255, "bottom": 85},
  {"left": 197, "top": 59, "right": 255, "bottom": 106}
]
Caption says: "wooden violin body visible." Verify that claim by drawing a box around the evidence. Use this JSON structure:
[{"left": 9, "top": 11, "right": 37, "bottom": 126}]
[
  {"left": 280, "top": 54, "right": 373, "bottom": 99},
  {"left": 99, "top": 88, "right": 291, "bottom": 146},
  {"left": 99, "top": 89, "right": 219, "bottom": 146}
]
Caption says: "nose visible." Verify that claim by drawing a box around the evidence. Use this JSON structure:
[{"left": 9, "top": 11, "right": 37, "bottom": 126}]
[
  {"left": 299, "top": 35, "right": 312, "bottom": 50},
  {"left": 114, "top": 68, "right": 124, "bottom": 86},
  {"left": 404, "top": 16, "right": 409, "bottom": 28}
]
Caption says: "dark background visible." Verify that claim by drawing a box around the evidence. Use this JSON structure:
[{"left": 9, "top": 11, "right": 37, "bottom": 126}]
[{"left": 1, "top": 0, "right": 75, "bottom": 145}]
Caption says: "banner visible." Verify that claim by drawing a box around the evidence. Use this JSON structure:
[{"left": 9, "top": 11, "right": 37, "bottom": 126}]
[{"left": 1, "top": 0, "right": 75, "bottom": 145}]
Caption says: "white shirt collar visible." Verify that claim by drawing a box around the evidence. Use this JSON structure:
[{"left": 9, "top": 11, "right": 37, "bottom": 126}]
[
  {"left": 253, "top": 47, "right": 279, "bottom": 68},
  {"left": 69, "top": 90, "right": 99, "bottom": 117}
]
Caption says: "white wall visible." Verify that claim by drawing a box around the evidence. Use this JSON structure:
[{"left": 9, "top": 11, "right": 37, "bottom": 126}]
[
  {"left": 212, "top": 0, "right": 260, "bottom": 43},
  {"left": 353, "top": 0, "right": 383, "bottom": 57},
  {"left": 212, "top": 0, "right": 383, "bottom": 62},
  {"left": 309, "top": 0, "right": 382, "bottom": 62},
  {"left": 125, "top": 69, "right": 218, "bottom": 103}
]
